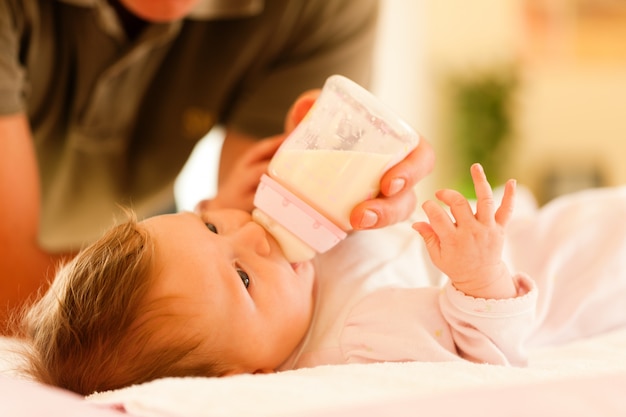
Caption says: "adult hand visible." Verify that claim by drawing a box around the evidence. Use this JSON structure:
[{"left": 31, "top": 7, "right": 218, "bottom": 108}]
[
  {"left": 195, "top": 89, "right": 321, "bottom": 214},
  {"left": 350, "top": 137, "right": 435, "bottom": 229},
  {"left": 196, "top": 135, "right": 285, "bottom": 213},
  {"left": 198, "top": 88, "right": 435, "bottom": 231},
  {"left": 287, "top": 88, "right": 436, "bottom": 231}
]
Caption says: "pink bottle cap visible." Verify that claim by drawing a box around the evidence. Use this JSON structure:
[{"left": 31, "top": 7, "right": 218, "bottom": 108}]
[{"left": 253, "top": 174, "right": 347, "bottom": 253}]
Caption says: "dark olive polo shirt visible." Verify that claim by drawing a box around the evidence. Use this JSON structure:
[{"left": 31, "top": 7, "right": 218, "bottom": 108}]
[{"left": 0, "top": 0, "right": 378, "bottom": 250}]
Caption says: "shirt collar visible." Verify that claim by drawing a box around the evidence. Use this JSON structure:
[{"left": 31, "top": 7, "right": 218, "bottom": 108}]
[{"left": 56, "top": 0, "right": 264, "bottom": 20}]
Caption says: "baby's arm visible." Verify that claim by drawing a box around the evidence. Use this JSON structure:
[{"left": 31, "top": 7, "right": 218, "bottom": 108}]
[{"left": 413, "top": 163, "right": 517, "bottom": 299}]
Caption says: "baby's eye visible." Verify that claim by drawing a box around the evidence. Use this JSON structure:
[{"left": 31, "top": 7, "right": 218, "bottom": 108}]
[
  {"left": 237, "top": 269, "right": 250, "bottom": 288},
  {"left": 205, "top": 223, "right": 218, "bottom": 234}
]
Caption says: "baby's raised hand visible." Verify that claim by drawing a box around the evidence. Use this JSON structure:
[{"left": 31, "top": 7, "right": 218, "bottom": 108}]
[{"left": 412, "top": 163, "right": 517, "bottom": 299}]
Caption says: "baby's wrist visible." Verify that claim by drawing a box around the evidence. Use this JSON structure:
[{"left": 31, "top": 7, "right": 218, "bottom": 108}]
[{"left": 452, "top": 265, "right": 517, "bottom": 300}]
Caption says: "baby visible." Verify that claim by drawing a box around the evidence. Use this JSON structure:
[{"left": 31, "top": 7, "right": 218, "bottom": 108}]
[{"left": 17, "top": 163, "right": 542, "bottom": 395}]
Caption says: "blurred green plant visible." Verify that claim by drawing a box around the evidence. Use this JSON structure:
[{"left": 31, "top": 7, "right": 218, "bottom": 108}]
[{"left": 447, "top": 67, "right": 518, "bottom": 197}]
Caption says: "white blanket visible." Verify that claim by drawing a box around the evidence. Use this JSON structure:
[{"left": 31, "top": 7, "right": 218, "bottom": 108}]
[{"left": 87, "top": 328, "right": 626, "bottom": 417}]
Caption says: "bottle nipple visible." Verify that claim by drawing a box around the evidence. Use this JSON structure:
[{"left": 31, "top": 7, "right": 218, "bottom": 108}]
[{"left": 252, "top": 209, "right": 316, "bottom": 262}]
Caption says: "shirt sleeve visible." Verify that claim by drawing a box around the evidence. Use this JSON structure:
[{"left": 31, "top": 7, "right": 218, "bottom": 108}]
[
  {"left": 338, "top": 274, "right": 537, "bottom": 367},
  {"left": 226, "top": 0, "right": 380, "bottom": 137},
  {"left": 0, "top": 0, "right": 27, "bottom": 115},
  {"left": 440, "top": 273, "right": 537, "bottom": 366}
]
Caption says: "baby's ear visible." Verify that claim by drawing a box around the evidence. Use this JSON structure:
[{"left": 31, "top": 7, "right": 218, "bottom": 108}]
[
  {"left": 220, "top": 367, "right": 274, "bottom": 376},
  {"left": 253, "top": 368, "right": 275, "bottom": 375}
]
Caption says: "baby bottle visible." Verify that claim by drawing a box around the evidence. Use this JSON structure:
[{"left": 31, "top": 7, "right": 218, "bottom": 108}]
[{"left": 252, "top": 74, "right": 420, "bottom": 262}]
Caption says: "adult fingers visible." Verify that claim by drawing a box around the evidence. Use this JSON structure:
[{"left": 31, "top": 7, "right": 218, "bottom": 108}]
[
  {"left": 350, "top": 187, "right": 417, "bottom": 229},
  {"left": 240, "top": 134, "right": 286, "bottom": 164},
  {"left": 380, "top": 137, "right": 435, "bottom": 197},
  {"left": 284, "top": 89, "right": 321, "bottom": 133}
]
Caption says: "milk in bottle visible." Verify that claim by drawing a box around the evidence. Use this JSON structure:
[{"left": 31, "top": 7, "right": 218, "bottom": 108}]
[{"left": 253, "top": 75, "right": 420, "bottom": 262}]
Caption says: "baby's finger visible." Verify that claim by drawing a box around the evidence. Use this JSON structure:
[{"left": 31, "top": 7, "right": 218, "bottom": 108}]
[
  {"left": 495, "top": 179, "right": 517, "bottom": 226},
  {"left": 471, "top": 163, "right": 496, "bottom": 224},
  {"left": 435, "top": 188, "right": 475, "bottom": 225},
  {"left": 421, "top": 199, "right": 456, "bottom": 237},
  {"left": 412, "top": 221, "right": 441, "bottom": 259}
]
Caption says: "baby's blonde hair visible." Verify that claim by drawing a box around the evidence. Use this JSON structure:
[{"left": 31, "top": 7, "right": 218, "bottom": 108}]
[{"left": 17, "top": 212, "right": 226, "bottom": 395}]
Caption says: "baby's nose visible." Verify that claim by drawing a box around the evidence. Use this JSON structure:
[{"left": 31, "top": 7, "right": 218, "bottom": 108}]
[{"left": 236, "top": 221, "right": 271, "bottom": 256}]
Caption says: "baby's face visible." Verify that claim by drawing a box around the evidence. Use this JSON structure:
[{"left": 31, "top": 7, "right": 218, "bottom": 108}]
[{"left": 141, "top": 209, "right": 315, "bottom": 373}]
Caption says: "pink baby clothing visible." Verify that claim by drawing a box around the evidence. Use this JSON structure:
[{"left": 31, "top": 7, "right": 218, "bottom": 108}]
[
  {"left": 278, "top": 184, "right": 626, "bottom": 371},
  {"left": 278, "top": 218, "right": 538, "bottom": 371}
]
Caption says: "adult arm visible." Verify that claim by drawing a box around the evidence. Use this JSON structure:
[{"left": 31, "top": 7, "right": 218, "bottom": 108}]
[
  {"left": 206, "top": 129, "right": 283, "bottom": 212},
  {"left": 209, "top": 90, "right": 319, "bottom": 212},
  {"left": 0, "top": 113, "right": 69, "bottom": 330}
]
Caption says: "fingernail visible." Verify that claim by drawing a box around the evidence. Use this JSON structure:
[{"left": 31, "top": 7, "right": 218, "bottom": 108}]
[
  {"left": 388, "top": 178, "right": 406, "bottom": 196},
  {"left": 359, "top": 209, "right": 378, "bottom": 228}
]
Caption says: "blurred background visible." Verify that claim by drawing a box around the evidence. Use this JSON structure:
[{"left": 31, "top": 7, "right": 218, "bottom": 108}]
[{"left": 176, "top": 0, "right": 626, "bottom": 211}]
